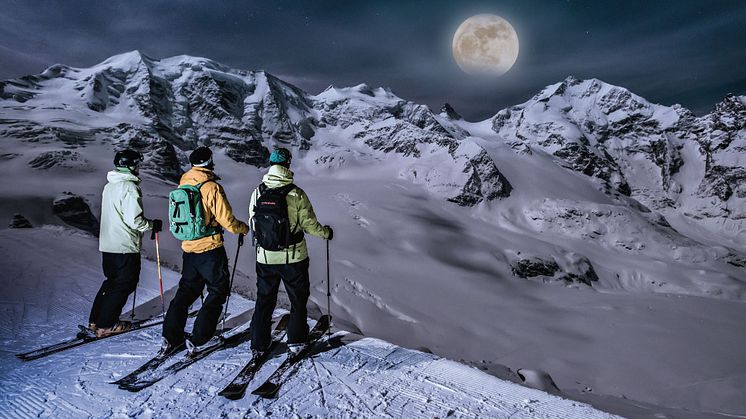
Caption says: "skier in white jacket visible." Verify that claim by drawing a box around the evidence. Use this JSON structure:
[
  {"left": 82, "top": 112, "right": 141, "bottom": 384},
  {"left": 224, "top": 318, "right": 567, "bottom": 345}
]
[{"left": 89, "top": 150, "right": 162, "bottom": 338}]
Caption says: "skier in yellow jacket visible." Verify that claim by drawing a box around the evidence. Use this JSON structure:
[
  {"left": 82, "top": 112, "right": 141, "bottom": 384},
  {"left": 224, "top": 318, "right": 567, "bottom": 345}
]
[
  {"left": 162, "top": 146, "right": 249, "bottom": 353},
  {"left": 248, "top": 148, "right": 332, "bottom": 354}
]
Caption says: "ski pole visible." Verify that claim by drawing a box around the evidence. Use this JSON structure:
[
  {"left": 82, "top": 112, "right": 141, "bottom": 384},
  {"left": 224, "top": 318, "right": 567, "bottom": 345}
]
[
  {"left": 155, "top": 232, "right": 165, "bottom": 317},
  {"left": 222, "top": 234, "right": 243, "bottom": 334},
  {"left": 326, "top": 238, "right": 332, "bottom": 337}
]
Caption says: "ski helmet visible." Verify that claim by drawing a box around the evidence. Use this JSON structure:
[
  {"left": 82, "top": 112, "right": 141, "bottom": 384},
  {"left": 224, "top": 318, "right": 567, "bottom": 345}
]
[
  {"left": 189, "top": 146, "right": 214, "bottom": 169},
  {"left": 269, "top": 148, "right": 292, "bottom": 167},
  {"left": 114, "top": 149, "right": 143, "bottom": 168}
]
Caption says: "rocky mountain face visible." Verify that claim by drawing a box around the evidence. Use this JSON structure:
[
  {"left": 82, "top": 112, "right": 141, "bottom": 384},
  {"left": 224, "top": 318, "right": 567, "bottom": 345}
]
[
  {"left": 0, "top": 52, "right": 744, "bottom": 289},
  {"left": 0, "top": 51, "right": 509, "bottom": 205},
  {"left": 490, "top": 76, "right": 746, "bottom": 234},
  {"left": 312, "top": 84, "right": 510, "bottom": 204}
]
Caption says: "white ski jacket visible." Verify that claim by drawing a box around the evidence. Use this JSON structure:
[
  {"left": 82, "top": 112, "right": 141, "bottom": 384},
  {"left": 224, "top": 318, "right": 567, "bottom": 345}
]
[{"left": 99, "top": 169, "right": 153, "bottom": 253}]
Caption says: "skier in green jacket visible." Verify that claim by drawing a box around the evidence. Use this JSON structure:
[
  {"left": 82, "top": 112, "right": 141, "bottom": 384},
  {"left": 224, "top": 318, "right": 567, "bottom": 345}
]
[
  {"left": 248, "top": 148, "right": 332, "bottom": 354},
  {"left": 89, "top": 150, "right": 162, "bottom": 338}
]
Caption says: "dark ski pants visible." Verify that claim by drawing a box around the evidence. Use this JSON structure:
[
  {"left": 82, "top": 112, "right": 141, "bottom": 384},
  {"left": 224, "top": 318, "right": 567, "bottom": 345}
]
[
  {"left": 251, "top": 258, "right": 310, "bottom": 350},
  {"left": 162, "top": 246, "right": 230, "bottom": 346},
  {"left": 89, "top": 252, "right": 141, "bottom": 328}
]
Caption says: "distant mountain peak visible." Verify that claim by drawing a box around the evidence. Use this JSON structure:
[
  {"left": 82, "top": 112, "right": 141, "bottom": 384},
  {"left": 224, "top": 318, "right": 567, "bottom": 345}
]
[
  {"left": 315, "top": 83, "right": 400, "bottom": 103},
  {"left": 96, "top": 50, "right": 151, "bottom": 70},
  {"left": 440, "top": 103, "right": 462, "bottom": 120}
]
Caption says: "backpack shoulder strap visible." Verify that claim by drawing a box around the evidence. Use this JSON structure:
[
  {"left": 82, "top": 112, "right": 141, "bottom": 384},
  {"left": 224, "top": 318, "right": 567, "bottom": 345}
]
[
  {"left": 194, "top": 180, "right": 216, "bottom": 190},
  {"left": 278, "top": 183, "right": 296, "bottom": 196}
]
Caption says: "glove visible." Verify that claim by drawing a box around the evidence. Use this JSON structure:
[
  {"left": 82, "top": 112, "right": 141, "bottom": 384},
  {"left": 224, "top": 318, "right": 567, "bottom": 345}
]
[
  {"left": 324, "top": 225, "right": 333, "bottom": 241},
  {"left": 150, "top": 219, "right": 163, "bottom": 240},
  {"left": 238, "top": 233, "right": 245, "bottom": 247}
]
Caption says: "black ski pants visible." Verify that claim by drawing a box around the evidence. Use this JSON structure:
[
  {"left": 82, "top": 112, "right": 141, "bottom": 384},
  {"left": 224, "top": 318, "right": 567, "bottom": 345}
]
[
  {"left": 89, "top": 252, "right": 141, "bottom": 328},
  {"left": 162, "top": 246, "right": 230, "bottom": 346},
  {"left": 251, "top": 258, "right": 310, "bottom": 350}
]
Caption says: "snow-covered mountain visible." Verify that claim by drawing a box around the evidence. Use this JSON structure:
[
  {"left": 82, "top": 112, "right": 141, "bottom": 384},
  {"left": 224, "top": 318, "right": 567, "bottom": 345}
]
[
  {"left": 2, "top": 51, "right": 746, "bottom": 417},
  {"left": 0, "top": 50, "right": 508, "bottom": 205},
  {"left": 490, "top": 76, "right": 746, "bottom": 248}
]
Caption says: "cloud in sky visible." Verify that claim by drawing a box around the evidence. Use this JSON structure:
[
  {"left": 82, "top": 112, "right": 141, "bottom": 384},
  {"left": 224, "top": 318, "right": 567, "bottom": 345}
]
[{"left": 1, "top": 0, "right": 744, "bottom": 120}]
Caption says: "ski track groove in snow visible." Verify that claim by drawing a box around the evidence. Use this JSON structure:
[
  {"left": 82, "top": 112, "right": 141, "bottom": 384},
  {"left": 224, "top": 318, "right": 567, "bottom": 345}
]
[{"left": 0, "top": 371, "right": 86, "bottom": 418}]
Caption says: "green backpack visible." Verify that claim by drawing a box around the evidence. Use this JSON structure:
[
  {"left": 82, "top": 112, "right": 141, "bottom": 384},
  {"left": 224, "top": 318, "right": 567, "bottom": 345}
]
[{"left": 168, "top": 182, "right": 221, "bottom": 241}]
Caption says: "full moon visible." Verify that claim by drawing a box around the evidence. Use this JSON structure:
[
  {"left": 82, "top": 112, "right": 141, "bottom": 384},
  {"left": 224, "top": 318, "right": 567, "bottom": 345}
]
[{"left": 452, "top": 14, "right": 519, "bottom": 76}]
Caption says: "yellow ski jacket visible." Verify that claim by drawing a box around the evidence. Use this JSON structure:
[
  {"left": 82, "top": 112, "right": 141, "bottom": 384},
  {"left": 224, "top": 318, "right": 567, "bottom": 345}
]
[{"left": 179, "top": 167, "right": 249, "bottom": 254}]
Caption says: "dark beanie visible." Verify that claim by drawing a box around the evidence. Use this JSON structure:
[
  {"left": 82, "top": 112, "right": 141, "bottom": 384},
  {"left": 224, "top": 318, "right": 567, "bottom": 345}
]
[{"left": 189, "top": 147, "right": 213, "bottom": 167}]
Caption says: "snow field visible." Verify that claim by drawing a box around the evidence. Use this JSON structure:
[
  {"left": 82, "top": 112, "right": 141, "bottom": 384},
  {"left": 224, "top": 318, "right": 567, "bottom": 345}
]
[{"left": 0, "top": 227, "right": 618, "bottom": 418}]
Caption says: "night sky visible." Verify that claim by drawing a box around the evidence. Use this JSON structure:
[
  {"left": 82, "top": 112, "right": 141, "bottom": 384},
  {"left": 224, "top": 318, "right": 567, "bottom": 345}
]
[{"left": 1, "top": 0, "right": 745, "bottom": 120}]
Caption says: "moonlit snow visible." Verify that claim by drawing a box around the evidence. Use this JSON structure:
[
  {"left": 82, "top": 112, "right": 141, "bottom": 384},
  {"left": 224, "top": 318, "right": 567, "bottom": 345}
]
[{"left": 1, "top": 52, "right": 745, "bottom": 418}]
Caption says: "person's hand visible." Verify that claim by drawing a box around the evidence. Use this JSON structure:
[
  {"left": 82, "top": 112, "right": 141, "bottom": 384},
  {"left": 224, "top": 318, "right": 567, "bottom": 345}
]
[
  {"left": 152, "top": 219, "right": 163, "bottom": 233},
  {"left": 324, "top": 225, "right": 333, "bottom": 241},
  {"left": 238, "top": 233, "right": 245, "bottom": 247}
]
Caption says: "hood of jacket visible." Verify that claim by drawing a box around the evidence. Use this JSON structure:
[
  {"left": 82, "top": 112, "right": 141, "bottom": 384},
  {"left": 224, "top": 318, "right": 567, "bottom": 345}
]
[
  {"left": 262, "top": 165, "right": 294, "bottom": 188},
  {"left": 107, "top": 168, "right": 141, "bottom": 184},
  {"left": 180, "top": 167, "right": 219, "bottom": 186}
]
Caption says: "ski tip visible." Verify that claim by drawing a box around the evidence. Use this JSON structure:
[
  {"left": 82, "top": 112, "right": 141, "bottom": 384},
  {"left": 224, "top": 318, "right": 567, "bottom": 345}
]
[
  {"left": 112, "top": 376, "right": 136, "bottom": 386},
  {"left": 219, "top": 390, "right": 245, "bottom": 400},
  {"left": 251, "top": 381, "right": 280, "bottom": 398},
  {"left": 17, "top": 353, "right": 41, "bottom": 361},
  {"left": 118, "top": 384, "right": 144, "bottom": 393},
  {"left": 318, "top": 314, "right": 331, "bottom": 328}
]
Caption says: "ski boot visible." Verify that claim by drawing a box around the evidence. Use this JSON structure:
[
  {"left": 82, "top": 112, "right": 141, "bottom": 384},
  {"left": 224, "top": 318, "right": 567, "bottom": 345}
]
[
  {"left": 287, "top": 343, "right": 304, "bottom": 356},
  {"left": 157, "top": 338, "right": 181, "bottom": 358},
  {"left": 251, "top": 342, "right": 272, "bottom": 359},
  {"left": 76, "top": 323, "right": 97, "bottom": 339},
  {"left": 185, "top": 335, "right": 224, "bottom": 358},
  {"left": 95, "top": 321, "right": 133, "bottom": 338}
]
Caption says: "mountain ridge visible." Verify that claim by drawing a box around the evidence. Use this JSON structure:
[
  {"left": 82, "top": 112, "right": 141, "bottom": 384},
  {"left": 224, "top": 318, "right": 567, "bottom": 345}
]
[{"left": 0, "top": 51, "right": 744, "bottom": 251}]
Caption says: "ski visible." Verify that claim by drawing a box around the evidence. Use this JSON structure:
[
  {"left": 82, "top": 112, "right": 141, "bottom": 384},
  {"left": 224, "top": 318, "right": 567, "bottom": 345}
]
[
  {"left": 119, "top": 322, "right": 254, "bottom": 392},
  {"left": 111, "top": 310, "right": 234, "bottom": 386},
  {"left": 111, "top": 341, "right": 186, "bottom": 386},
  {"left": 218, "top": 313, "right": 291, "bottom": 400},
  {"left": 15, "top": 310, "right": 196, "bottom": 362},
  {"left": 251, "top": 315, "right": 330, "bottom": 399}
]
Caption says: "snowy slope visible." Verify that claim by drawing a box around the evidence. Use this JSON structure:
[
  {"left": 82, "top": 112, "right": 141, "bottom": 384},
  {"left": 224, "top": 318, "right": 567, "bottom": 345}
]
[
  {"left": 0, "top": 227, "right": 617, "bottom": 418},
  {"left": 2, "top": 52, "right": 746, "bottom": 417},
  {"left": 488, "top": 76, "right": 746, "bottom": 250}
]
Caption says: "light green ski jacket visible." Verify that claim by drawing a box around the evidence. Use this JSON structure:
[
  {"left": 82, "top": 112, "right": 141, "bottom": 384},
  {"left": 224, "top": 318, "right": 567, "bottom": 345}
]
[
  {"left": 248, "top": 165, "right": 330, "bottom": 264},
  {"left": 99, "top": 169, "right": 153, "bottom": 253}
]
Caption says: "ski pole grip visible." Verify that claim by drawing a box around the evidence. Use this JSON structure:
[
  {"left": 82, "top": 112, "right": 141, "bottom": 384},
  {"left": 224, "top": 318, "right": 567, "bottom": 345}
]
[{"left": 151, "top": 229, "right": 156, "bottom": 240}]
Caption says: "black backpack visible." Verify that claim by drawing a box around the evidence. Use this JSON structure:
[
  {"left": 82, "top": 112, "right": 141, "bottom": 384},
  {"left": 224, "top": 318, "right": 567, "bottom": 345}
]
[{"left": 251, "top": 183, "right": 304, "bottom": 251}]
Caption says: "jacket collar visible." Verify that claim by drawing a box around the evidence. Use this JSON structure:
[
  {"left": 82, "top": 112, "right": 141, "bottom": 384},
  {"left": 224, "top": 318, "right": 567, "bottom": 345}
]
[
  {"left": 180, "top": 166, "right": 220, "bottom": 186},
  {"left": 107, "top": 168, "right": 141, "bottom": 184},
  {"left": 262, "top": 164, "right": 294, "bottom": 188}
]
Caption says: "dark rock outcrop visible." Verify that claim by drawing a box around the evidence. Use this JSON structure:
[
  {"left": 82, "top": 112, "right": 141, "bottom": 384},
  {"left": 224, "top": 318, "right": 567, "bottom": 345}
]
[
  {"left": 9, "top": 214, "right": 33, "bottom": 228},
  {"left": 52, "top": 193, "right": 99, "bottom": 236},
  {"left": 28, "top": 150, "right": 92, "bottom": 171},
  {"left": 510, "top": 254, "right": 598, "bottom": 286},
  {"left": 440, "top": 103, "right": 462, "bottom": 120},
  {"left": 510, "top": 257, "right": 561, "bottom": 278}
]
